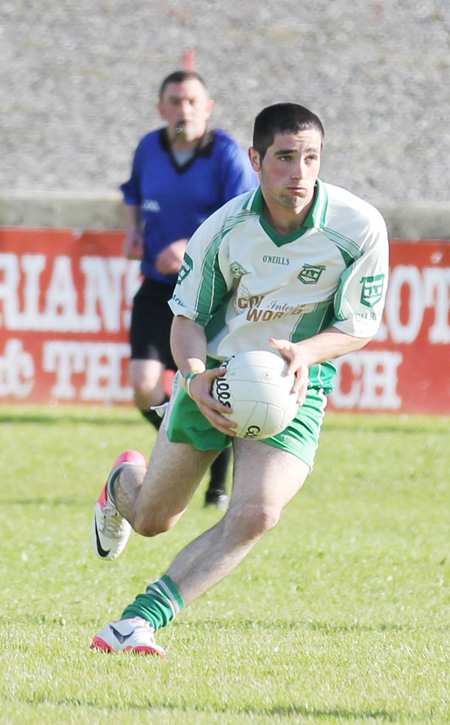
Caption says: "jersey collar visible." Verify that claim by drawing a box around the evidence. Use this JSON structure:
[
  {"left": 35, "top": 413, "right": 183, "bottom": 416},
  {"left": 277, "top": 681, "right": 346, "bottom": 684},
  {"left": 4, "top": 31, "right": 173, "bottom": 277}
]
[
  {"left": 159, "top": 128, "right": 216, "bottom": 172},
  {"left": 244, "top": 179, "right": 328, "bottom": 245}
]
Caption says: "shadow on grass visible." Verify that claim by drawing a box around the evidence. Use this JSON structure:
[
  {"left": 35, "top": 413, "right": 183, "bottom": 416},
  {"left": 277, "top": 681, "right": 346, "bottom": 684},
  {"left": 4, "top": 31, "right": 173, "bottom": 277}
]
[
  {"left": 0, "top": 409, "right": 447, "bottom": 435},
  {"left": 20, "top": 696, "right": 419, "bottom": 722},
  {"left": 0, "top": 412, "right": 139, "bottom": 426},
  {"left": 173, "top": 618, "right": 450, "bottom": 633},
  {"left": 0, "top": 497, "right": 85, "bottom": 507},
  {"left": 10, "top": 614, "right": 450, "bottom": 634},
  {"left": 323, "top": 417, "right": 449, "bottom": 436}
]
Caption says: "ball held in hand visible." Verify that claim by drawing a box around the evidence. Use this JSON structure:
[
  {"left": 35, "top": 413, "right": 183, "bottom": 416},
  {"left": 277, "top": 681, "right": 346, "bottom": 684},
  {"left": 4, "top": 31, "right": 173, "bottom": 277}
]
[{"left": 211, "top": 350, "right": 299, "bottom": 440}]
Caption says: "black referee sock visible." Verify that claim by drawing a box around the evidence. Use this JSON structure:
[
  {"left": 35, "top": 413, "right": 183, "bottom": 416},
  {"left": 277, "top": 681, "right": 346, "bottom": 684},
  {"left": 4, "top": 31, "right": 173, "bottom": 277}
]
[
  {"left": 140, "top": 396, "right": 169, "bottom": 430},
  {"left": 140, "top": 408, "right": 162, "bottom": 430},
  {"left": 207, "top": 448, "right": 232, "bottom": 495}
]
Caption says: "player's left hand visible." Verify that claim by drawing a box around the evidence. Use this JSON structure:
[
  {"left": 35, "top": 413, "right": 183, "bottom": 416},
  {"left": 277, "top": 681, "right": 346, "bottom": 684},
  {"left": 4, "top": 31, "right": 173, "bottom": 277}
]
[
  {"left": 156, "top": 239, "right": 189, "bottom": 276},
  {"left": 269, "top": 338, "right": 310, "bottom": 406}
]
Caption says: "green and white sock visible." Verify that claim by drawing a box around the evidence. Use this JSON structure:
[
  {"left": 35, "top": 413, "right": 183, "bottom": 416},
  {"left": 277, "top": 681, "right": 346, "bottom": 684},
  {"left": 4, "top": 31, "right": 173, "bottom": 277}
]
[{"left": 121, "top": 575, "right": 185, "bottom": 631}]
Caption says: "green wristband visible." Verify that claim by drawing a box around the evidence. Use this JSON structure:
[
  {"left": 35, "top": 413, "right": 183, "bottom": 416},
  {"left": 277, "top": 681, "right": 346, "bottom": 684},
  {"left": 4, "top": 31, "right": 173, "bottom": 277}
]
[{"left": 183, "top": 370, "right": 202, "bottom": 398}]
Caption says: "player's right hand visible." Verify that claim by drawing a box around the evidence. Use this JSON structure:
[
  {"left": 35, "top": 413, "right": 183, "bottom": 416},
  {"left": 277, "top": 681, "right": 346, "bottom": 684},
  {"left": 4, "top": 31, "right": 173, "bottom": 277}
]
[
  {"left": 122, "top": 231, "right": 144, "bottom": 260},
  {"left": 188, "top": 368, "right": 237, "bottom": 436},
  {"left": 155, "top": 239, "right": 188, "bottom": 275}
]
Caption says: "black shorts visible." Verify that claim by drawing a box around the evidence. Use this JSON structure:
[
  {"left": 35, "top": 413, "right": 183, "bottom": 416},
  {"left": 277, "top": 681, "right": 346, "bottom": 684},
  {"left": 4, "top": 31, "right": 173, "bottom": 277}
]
[{"left": 129, "top": 278, "right": 176, "bottom": 370}]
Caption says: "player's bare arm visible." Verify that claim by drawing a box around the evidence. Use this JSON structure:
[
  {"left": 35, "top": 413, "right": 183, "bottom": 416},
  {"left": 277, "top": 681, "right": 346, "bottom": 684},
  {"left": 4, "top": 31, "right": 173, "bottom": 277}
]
[
  {"left": 122, "top": 205, "right": 144, "bottom": 260},
  {"left": 155, "top": 239, "right": 189, "bottom": 275},
  {"left": 270, "top": 328, "right": 373, "bottom": 405},
  {"left": 170, "top": 315, "right": 238, "bottom": 435}
]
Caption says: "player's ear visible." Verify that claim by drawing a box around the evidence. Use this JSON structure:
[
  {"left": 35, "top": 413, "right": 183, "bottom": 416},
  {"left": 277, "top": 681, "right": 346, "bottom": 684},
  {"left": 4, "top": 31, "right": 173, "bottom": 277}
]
[
  {"left": 205, "top": 98, "right": 214, "bottom": 118},
  {"left": 248, "top": 147, "right": 261, "bottom": 173},
  {"left": 157, "top": 101, "right": 166, "bottom": 120}
]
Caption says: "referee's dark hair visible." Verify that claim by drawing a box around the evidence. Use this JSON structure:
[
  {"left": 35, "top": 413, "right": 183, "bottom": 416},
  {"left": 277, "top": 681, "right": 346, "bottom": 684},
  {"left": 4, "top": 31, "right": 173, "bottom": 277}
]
[
  {"left": 253, "top": 103, "right": 324, "bottom": 161},
  {"left": 159, "top": 71, "right": 208, "bottom": 99}
]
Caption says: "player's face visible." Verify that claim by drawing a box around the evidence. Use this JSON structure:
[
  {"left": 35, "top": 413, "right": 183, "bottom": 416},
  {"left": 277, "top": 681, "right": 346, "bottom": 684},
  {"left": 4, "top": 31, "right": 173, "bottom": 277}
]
[
  {"left": 249, "top": 130, "right": 322, "bottom": 211},
  {"left": 158, "top": 80, "right": 214, "bottom": 145}
]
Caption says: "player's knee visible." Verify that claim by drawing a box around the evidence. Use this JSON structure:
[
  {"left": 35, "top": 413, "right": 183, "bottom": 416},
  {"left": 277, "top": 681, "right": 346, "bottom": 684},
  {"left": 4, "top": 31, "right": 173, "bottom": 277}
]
[
  {"left": 130, "top": 360, "right": 162, "bottom": 389},
  {"left": 133, "top": 511, "right": 173, "bottom": 537},
  {"left": 132, "top": 378, "right": 157, "bottom": 400},
  {"left": 251, "top": 505, "right": 281, "bottom": 537},
  {"left": 225, "top": 502, "right": 280, "bottom": 542}
]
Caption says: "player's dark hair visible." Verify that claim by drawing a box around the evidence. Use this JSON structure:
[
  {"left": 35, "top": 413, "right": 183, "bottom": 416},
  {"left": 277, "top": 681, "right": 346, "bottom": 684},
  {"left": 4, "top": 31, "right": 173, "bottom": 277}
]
[
  {"left": 253, "top": 103, "right": 324, "bottom": 161},
  {"left": 159, "top": 71, "right": 208, "bottom": 99}
]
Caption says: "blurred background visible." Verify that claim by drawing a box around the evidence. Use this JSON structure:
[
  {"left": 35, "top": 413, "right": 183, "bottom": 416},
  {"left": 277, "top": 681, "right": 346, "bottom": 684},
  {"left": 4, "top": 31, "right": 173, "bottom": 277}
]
[{"left": 2, "top": 0, "right": 449, "bottom": 204}]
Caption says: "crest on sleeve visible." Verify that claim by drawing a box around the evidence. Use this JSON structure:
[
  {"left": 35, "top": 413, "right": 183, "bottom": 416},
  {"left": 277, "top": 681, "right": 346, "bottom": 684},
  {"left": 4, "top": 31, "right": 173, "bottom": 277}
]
[
  {"left": 177, "top": 253, "right": 193, "bottom": 284},
  {"left": 360, "top": 274, "right": 385, "bottom": 307},
  {"left": 230, "top": 261, "right": 248, "bottom": 278}
]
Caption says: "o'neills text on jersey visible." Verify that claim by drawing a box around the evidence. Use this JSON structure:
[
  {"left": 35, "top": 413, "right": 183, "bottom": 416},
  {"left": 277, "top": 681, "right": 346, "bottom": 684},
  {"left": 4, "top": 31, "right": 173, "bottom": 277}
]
[{"left": 262, "top": 255, "right": 290, "bottom": 266}]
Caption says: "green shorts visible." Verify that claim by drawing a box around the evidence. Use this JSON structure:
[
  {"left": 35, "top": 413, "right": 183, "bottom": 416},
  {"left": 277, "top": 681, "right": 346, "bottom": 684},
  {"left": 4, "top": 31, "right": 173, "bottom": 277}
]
[{"left": 164, "top": 370, "right": 328, "bottom": 470}]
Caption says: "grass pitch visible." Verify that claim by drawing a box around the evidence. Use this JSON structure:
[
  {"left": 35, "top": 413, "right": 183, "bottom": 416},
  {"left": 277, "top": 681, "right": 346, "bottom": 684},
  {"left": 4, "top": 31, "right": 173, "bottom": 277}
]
[{"left": 0, "top": 406, "right": 448, "bottom": 724}]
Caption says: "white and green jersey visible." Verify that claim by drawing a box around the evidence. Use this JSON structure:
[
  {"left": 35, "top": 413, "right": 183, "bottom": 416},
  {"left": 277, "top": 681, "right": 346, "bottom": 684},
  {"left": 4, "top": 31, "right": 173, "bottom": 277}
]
[{"left": 169, "top": 179, "right": 389, "bottom": 391}]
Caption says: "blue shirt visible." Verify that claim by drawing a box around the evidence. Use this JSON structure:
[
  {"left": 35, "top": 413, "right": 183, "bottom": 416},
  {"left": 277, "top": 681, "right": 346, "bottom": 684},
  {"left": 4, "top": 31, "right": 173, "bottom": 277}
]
[{"left": 120, "top": 127, "right": 258, "bottom": 284}]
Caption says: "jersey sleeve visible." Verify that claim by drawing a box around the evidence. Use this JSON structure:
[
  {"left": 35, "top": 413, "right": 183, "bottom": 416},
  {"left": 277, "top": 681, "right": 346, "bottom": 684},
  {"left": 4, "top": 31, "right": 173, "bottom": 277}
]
[
  {"left": 168, "top": 208, "right": 232, "bottom": 326},
  {"left": 332, "top": 210, "right": 389, "bottom": 337},
  {"left": 119, "top": 139, "right": 145, "bottom": 206}
]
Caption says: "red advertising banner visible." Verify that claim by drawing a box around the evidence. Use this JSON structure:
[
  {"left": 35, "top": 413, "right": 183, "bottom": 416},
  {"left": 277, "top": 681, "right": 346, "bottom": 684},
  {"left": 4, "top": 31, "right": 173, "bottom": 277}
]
[
  {"left": 0, "top": 228, "right": 140, "bottom": 405},
  {"left": 328, "top": 240, "right": 450, "bottom": 414},
  {"left": 0, "top": 228, "right": 449, "bottom": 413}
]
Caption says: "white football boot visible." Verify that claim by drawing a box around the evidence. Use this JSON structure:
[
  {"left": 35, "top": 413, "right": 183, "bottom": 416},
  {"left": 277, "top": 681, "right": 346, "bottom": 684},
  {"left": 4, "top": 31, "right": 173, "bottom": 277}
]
[
  {"left": 91, "top": 616, "right": 165, "bottom": 657},
  {"left": 92, "top": 450, "right": 147, "bottom": 560}
]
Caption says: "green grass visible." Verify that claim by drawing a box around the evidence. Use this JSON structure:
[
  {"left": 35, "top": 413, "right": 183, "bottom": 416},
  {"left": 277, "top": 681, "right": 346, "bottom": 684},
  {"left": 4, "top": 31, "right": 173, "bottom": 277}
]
[{"left": 0, "top": 406, "right": 448, "bottom": 724}]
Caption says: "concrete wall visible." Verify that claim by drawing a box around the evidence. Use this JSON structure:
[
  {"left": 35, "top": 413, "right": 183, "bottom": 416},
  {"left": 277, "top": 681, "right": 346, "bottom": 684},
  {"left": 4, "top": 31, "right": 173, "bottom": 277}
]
[{"left": 1, "top": 190, "right": 450, "bottom": 241}]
